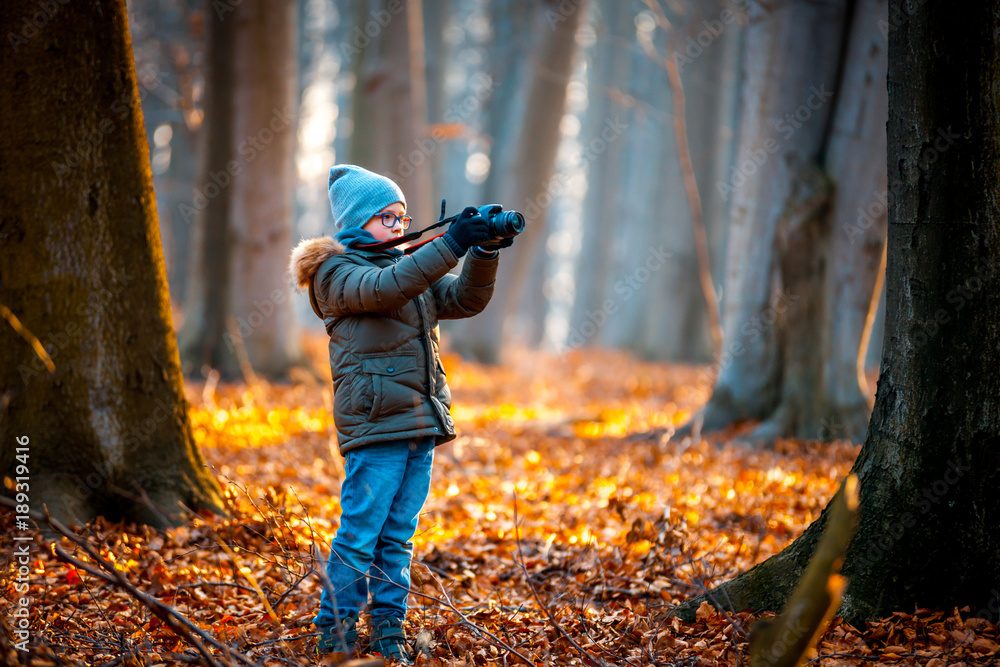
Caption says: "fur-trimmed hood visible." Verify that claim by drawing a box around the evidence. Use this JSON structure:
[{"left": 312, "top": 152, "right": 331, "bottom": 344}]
[{"left": 288, "top": 236, "right": 345, "bottom": 291}]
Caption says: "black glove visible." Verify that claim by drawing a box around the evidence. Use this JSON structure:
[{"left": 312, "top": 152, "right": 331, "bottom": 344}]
[{"left": 446, "top": 207, "right": 491, "bottom": 251}]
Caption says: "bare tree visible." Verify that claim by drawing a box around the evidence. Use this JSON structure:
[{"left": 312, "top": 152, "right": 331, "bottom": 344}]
[{"left": 1, "top": 0, "right": 225, "bottom": 527}]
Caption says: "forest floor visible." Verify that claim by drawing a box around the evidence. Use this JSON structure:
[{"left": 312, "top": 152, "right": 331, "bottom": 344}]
[{"left": 3, "top": 337, "right": 1000, "bottom": 666}]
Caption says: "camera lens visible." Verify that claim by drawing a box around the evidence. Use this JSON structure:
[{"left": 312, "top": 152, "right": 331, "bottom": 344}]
[{"left": 491, "top": 210, "right": 525, "bottom": 238}]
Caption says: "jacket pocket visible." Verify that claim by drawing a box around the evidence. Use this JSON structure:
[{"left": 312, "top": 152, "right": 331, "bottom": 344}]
[{"left": 360, "top": 352, "right": 418, "bottom": 421}]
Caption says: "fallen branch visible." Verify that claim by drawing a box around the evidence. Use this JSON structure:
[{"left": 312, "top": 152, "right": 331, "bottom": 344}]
[
  {"left": 749, "top": 474, "right": 859, "bottom": 667},
  {"left": 52, "top": 546, "right": 232, "bottom": 667},
  {"left": 0, "top": 496, "right": 255, "bottom": 667}
]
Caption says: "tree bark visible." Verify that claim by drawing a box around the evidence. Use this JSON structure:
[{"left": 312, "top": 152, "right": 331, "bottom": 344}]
[
  {"left": 675, "top": 0, "right": 1000, "bottom": 625},
  {"left": 0, "top": 0, "right": 225, "bottom": 527},
  {"left": 179, "top": 0, "right": 301, "bottom": 379}
]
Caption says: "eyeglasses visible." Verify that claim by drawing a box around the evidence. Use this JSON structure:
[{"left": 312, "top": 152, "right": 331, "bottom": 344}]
[{"left": 377, "top": 212, "right": 412, "bottom": 230}]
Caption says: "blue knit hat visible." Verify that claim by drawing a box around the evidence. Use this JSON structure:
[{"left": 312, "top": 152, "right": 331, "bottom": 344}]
[{"left": 328, "top": 164, "right": 406, "bottom": 231}]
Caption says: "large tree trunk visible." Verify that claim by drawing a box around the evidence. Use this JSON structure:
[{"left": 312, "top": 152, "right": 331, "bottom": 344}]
[
  {"left": 695, "top": 0, "right": 847, "bottom": 431},
  {"left": 676, "top": 0, "right": 1000, "bottom": 625},
  {"left": 0, "top": 0, "right": 225, "bottom": 527},
  {"left": 449, "top": 0, "right": 585, "bottom": 363},
  {"left": 673, "top": 0, "right": 893, "bottom": 444},
  {"left": 749, "top": 0, "right": 888, "bottom": 444},
  {"left": 179, "top": 0, "right": 300, "bottom": 379}
]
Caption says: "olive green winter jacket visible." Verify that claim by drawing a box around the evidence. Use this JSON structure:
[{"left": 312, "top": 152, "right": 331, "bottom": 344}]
[{"left": 290, "top": 235, "right": 499, "bottom": 454}]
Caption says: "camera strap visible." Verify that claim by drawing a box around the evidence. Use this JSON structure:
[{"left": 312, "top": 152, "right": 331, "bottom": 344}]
[{"left": 353, "top": 200, "right": 460, "bottom": 255}]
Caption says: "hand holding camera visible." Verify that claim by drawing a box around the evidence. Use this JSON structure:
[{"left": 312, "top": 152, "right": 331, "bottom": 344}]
[
  {"left": 449, "top": 203, "right": 525, "bottom": 252},
  {"left": 446, "top": 207, "right": 491, "bottom": 251}
]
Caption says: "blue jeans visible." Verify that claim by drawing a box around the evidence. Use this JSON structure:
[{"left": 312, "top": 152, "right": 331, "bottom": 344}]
[{"left": 314, "top": 437, "right": 435, "bottom": 629}]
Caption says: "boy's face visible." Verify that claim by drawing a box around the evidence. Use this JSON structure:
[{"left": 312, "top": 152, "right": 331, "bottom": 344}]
[{"left": 363, "top": 202, "right": 408, "bottom": 243}]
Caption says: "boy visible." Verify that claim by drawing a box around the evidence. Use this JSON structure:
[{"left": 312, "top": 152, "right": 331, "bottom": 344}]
[{"left": 289, "top": 164, "right": 511, "bottom": 662}]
